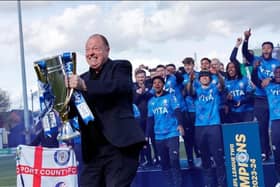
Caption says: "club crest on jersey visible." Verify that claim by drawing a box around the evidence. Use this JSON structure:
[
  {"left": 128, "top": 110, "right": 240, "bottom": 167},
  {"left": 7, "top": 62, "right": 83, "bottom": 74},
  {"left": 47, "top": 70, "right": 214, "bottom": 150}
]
[
  {"left": 226, "top": 84, "right": 231, "bottom": 89},
  {"left": 54, "top": 150, "right": 70, "bottom": 166},
  {"left": 212, "top": 79, "right": 217, "bottom": 84},
  {"left": 166, "top": 80, "right": 172, "bottom": 86},
  {"left": 163, "top": 99, "right": 169, "bottom": 106},
  {"left": 238, "top": 82, "right": 244, "bottom": 88}
]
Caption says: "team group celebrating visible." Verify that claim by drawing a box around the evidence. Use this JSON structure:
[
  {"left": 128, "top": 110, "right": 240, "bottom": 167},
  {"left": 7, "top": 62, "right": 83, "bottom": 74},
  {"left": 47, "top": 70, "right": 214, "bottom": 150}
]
[
  {"left": 31, "top": 29, "right": 280, "bottom": 187},
  {"left": 132, "top": 29, "right": 280, "bottom": 187}
]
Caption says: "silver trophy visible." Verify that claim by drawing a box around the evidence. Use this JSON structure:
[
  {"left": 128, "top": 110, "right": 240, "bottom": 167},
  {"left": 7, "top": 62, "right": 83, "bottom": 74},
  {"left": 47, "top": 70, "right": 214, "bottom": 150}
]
[{"left": 33, "top": 52, "right": 80, "bottom": 140}]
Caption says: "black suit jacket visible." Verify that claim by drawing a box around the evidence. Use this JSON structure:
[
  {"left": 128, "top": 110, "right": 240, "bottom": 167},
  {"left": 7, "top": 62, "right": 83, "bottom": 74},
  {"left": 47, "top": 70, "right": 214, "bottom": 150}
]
[{"left": 71, "top": 59, "right": 145, "bottom": 161}]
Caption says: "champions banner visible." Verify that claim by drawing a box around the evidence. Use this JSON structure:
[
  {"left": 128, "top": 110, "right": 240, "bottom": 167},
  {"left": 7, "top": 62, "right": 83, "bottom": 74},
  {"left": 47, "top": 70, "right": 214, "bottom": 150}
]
[
  {"left": 222, "top": 122, "right": 265, "bottom": 187},
  {"left": 16, "top": 145, "right": 78, "bottom": 187}
]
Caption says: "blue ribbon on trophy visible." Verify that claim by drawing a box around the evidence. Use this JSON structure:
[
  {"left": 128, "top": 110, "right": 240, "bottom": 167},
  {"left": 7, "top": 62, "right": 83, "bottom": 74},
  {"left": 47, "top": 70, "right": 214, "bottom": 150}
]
[
  {"left": 37, "top": 82, "right": 59, "bottom": 137},
  {"left": 33, "top": 52, "right": 94, "bottom": 140},
  {"left": 33, "top": 61, "right": 59, "bottom": 138},
  {"left": 61, "top": 52, "right": 95, "bottom": 125}
]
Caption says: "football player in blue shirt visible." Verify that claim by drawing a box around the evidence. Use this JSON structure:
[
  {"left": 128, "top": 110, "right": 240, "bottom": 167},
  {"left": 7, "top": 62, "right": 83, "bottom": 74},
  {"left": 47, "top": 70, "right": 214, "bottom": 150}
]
[
  {"left": 224, "top": 61, "right": 255, "bottom": 123},
  {"left": 181, "top": 57, "right": 201, "bottom": 167},
  {"left": 156, "top": 65, "right": 186, "bottom": 112},
  {"left": 209, "top": 59, "right": 228, "bottom": 125},
  {"left": 166, "top": 63, "right": 184, "bottom": 85},
  {"left": 200, "top": 57, "right": 211, "bottom": 72},
  {"left": 243, "top": 28, "right": 280, "bottom": 160},
  {"left": 253, "top": 66, "right": 280, "bottom": 186},
  {"left": 146, "top": 76, "right": 184, "bottom": 187},
  {"left": 187, "top": 71, "right": 227, "bottom": 187}
]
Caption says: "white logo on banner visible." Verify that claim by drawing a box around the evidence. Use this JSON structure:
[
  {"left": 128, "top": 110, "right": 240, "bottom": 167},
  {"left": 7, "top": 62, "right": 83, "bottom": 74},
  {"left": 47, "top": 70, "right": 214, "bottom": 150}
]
[{"left": 54, "top": 150, "right": 70, "bottom": 166}]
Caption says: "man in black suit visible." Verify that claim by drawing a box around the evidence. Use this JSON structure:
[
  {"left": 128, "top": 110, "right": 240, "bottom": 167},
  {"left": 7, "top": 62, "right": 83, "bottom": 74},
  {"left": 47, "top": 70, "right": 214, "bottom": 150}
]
[{"left": 66, "top": 34, "right": 146, "bottom": 187}]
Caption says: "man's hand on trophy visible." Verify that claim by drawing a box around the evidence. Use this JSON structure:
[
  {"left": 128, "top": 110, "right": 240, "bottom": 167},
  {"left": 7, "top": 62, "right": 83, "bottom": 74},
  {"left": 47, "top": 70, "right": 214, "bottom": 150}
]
[{"left": 65, "top": 75, "right": 87, "bottom": 91}]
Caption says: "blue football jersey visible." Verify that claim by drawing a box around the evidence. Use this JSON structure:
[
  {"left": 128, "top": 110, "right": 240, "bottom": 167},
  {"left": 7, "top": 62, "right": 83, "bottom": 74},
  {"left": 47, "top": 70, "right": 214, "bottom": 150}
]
[
  {"left": 265, "top": 83, "right": 280, "bottom": 121},
  {"left": 165, "top": 74, "right": 186, "bottom": 111},
  {"left": 256, "top": 56, "right": 280, "bottom": 96},
  {"left": 225, "top": 77, "right": 254, "bottom": 112},
  {"left": 211, "top": 74, "right": 219, "bottom": 85},
  {"left": 194, "top": 83, "right": 221, "bottom": 126},
  {"left": 182, "top": 72, "right": 199, "bottom": 112},
  {"left": 211, "top": 74, "right": 222, "bottom": 107},
  {"left": 147, "top": 92, "right": 180, "bottom": 140}
]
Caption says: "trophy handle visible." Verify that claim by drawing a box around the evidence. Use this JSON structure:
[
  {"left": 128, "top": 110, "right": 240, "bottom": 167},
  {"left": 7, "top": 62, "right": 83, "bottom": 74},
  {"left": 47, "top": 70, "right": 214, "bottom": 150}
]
[
  {"left": 34, "top": 64, "right": 47, "bottom": 83},
  {"left": 61, "top": 52, "right": 76, "bottom": 114},
  {"left": 64, "top": 53, "right": 77, "bottom": 107},
  {"left": 72, "top": 52, "right": 77, "bottom": 74},
  {"left": 63, "top": 88, "right": 74, "bottom": 110}
]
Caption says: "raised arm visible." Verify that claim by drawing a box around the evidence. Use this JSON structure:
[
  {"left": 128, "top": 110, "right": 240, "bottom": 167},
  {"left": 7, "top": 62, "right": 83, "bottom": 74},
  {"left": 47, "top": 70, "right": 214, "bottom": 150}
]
[
  {"left": 242, "top": 29, "right": 254, "bottom": 64},
  {"left": 230, "top": 37, "right": 242, "bottom": 65}
]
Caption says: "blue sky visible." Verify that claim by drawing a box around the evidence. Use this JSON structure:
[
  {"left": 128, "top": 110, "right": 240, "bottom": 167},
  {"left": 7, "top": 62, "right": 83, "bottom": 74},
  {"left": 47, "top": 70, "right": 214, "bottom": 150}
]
[{"left": 0, "top": 1, "right": 279, "bottom": 110}]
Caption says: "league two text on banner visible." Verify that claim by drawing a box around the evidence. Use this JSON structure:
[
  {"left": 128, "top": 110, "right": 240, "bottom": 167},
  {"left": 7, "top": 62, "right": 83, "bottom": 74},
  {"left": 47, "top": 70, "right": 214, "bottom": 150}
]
[
  {"left": 222, "top": 122, "right": 265, "bottom": 187},
  {"left": 16, "top": 145, "right": 78, "bottom": 187}
]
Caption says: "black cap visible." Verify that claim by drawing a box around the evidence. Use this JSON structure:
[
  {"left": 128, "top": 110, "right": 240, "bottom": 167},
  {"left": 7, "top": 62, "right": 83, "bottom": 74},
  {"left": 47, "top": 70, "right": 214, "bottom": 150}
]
[
  {"left": 152, "top": 76, "right": 165, "bottom": 84},
  {"left": 199, "top": 71, "right": 212, "bottom": 79}
]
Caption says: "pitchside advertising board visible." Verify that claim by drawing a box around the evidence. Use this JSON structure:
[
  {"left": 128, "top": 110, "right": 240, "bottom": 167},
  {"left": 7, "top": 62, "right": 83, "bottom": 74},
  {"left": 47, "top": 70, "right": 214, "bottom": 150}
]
[
  {"left": 16, "top": 145, "right": 78, "bottom": 187},
  {"left": 222, "top": 122, "right": 265, "bottom": 187}
]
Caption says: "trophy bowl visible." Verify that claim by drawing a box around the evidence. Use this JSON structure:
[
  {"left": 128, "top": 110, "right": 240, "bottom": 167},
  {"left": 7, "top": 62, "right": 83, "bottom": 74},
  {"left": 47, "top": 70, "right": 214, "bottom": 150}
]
[{"left": 34, "top": 52, "right": 80, "bottom": 141}]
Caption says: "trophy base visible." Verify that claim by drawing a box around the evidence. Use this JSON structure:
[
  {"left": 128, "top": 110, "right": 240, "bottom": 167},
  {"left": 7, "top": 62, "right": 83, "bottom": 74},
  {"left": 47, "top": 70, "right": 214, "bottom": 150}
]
[
  {"left": 57, "top": 131, "right": 80, "bottom": 141},
  {"left": 57, "top": 121, "right": 80, "bottom": 141}
]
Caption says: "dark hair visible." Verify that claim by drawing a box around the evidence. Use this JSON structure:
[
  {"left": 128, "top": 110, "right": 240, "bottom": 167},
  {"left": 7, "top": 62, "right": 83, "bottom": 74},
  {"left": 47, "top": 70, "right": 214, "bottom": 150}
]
[
  {"left": 135, "top": 69, "right": 146, "bottom": 76},
  {"left": 199, "top": 71, "right": 212, "bottom": 81},
  {"left": 166, "top": 63, "right": 176, "bottom": 69},
  {"left": 149, "top": 68, "right": 156, "bottom": 72},
  {"left": 262, "top": 41, "right": 274, "bottom": 49},
  {"left": 226, "top": 62, "right": 242, "bottom": 80},
  {"left": 200, "top": 57, "right": 211, "bottom": 64},
  {"left": 274, "top": 66, "right": 280, "bottom": 73},
  {"left": 156, "top": 64, "right": 166, "bottom": 69},
  {"left": 152, "top": 76, "right": 165, "bottom": 84},
  {"left": 178, "top": 66, "right": 185, "bottom": 74},
  {"left": 182, "top": 57, "right": 194, "bottom": 65}
]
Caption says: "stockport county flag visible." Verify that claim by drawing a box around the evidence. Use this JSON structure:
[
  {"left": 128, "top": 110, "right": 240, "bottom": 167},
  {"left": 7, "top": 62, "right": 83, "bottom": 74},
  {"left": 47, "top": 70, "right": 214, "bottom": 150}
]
[{"left": 16, "top": 145, "right": 78, "bottom": 187}]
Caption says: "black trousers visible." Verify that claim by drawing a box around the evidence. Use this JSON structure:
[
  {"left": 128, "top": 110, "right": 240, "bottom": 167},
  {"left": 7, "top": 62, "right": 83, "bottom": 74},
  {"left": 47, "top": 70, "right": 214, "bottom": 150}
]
[
  {"left": 80, "top": 142, "right": 141, "bottom": 187},
  {"left": 195, "top": 125, "right": 227, "bottom": 187},
  {"left": 254, "top": 96, "right": 271, "bottom": 156},
  {"left": 227, "top": 111, "right": 254, "bottom": 123},
  {"left": 271, "top": 120, "right": 280, "bottom": 182},
  {"left": 182, "top": 111, "right": 199, "bottom": 163},
  {"left": 156, "top": 136, "right": 182, "bottom": 187}
]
